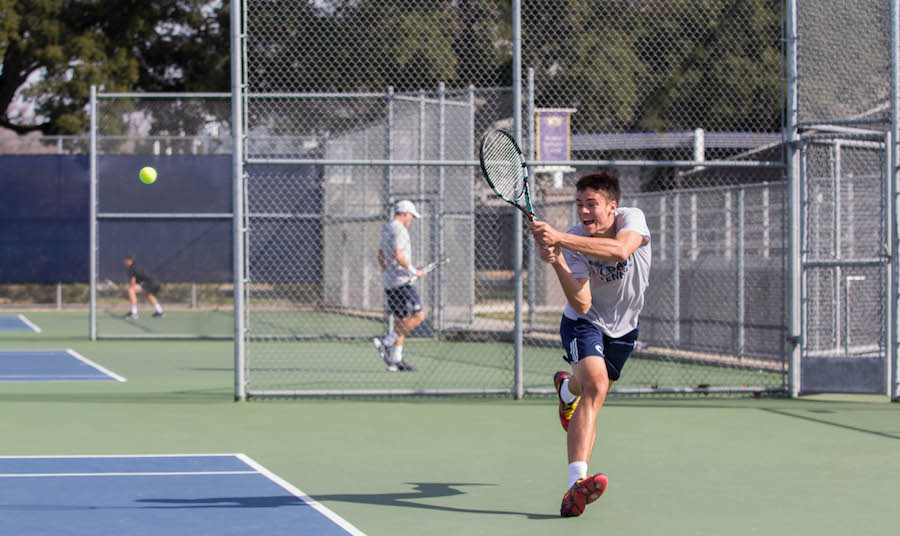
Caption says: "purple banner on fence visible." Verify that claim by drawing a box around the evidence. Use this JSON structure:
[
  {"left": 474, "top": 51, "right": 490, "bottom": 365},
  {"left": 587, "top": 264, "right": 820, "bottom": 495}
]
[{"left": 536, "top": 109, "right": 575, "bottom": 161}]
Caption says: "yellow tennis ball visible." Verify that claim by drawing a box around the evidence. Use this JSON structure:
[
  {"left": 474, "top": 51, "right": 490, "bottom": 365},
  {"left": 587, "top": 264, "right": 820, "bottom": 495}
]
[{"left": 139, "top": 166, "right": 157, "bottom": 184}]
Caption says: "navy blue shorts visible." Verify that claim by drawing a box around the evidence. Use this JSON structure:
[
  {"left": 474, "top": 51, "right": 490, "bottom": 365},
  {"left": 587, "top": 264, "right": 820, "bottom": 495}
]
[
  {"left": 385, "top": 284, "right": 423, "bottom": 319},
  {"left": 560, "top": 316, "right": 639, "bottom": 381}
]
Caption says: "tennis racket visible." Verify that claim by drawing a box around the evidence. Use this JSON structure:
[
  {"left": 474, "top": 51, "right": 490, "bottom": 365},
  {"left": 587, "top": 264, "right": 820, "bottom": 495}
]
[
  {"left": 411, "top": 257, "right": 450, "bottom": 283},
  {"left": 479, "top": 129, "right": 535, "bottom": 221}
]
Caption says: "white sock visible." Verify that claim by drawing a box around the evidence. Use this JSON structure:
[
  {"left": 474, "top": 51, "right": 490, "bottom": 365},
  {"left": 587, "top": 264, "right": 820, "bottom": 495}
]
[
  {"left": 382, "top": 332, "right": 398, "bottom": 347},
  {"left": 568, "top": 461, "right": 588, "bottom": 490},
  {"left": 389, "top": 345, "right": 403, "bottom": 365},
  {"left": 154, "top": 303, "right": 163, "bottom": 313},
  {"left": 130, "top": 305, "right": 137, "bottom": 315},
  {"left": 559, "top": 378, "right": 577, "bottom": 404}
]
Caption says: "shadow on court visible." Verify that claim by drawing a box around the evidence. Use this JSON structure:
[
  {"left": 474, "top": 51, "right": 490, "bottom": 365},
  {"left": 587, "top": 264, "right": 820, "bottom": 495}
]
[
  {"left": 607, "top": 399, "right": 900, "bottom": 441},
  {"left": 312, "top": 482, "right": 559, "bottom": 520},
  {"left": 760, "top": 408, "right": 900, "bottom": 441},
  {"left": 136, "top": 483, "right": 560, "bottom": 520}
]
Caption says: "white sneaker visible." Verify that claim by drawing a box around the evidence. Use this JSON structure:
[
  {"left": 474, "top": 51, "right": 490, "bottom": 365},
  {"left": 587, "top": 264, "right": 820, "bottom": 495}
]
[{"left": 373, "top": 338, "right": 397, "bottom": 371}]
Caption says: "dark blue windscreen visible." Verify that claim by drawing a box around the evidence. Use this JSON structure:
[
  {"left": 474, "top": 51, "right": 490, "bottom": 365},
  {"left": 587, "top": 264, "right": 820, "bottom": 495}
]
[
  {"left": 1, "top": 155, "right": 322, "bottom": 284},
  {"left": 0, "top": 155, "right": 90, "bottom": 283}
]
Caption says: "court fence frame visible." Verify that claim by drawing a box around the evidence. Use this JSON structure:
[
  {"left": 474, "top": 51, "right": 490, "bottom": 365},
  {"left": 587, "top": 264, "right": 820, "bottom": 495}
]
[
  {"left": 88, "top": 90, "right": 235, "bottom": 340},
  {"left": 227, "top": 0, "right": 900, "bottom": 400},
  {"left": 72, "top": 1, "right": 900, "bottom": 401},
  {"left": 786, "top": 0, "right": 900, "bottom": 400},
  {"left": 232, "top": 0, "right": 787, "bottom": 400},
  {"left": 67, "top": 0, "right": 900, "bottom": 400}
]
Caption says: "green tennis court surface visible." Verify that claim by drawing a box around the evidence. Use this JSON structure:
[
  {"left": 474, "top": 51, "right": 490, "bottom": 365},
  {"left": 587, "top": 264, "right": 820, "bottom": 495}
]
[
  {"left": 92, "top": 308, "right": 783, "bottom": 393},
  {"left": 93, "top": 308, "right": 386, "bottom": 338},
  {"left": 1, "top": 311, "right": 896, "bottom": 535}
]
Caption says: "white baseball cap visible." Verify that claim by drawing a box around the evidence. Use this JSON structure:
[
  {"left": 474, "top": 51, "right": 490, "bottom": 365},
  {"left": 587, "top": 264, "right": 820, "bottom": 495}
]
[{"left": 395, "top": 200, "right": 421, "bottom": 218}]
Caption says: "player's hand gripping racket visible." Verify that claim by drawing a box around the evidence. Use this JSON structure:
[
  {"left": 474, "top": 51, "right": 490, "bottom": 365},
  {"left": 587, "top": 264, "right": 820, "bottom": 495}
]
[
  {"left": 479, "top": 130, "right": 535, "bottom": 221},
  {"left": 411, "top": 257, "right": 449, "bottom": 283}
]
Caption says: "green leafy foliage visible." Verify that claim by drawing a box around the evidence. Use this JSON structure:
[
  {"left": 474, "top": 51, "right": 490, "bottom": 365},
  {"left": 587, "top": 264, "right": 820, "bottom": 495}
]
[
  {"left": 1, "top": 0, "right": 783, "bottom": 136},
  {"left": 0, "top": 0, "right": 229, "bottom": 134}
]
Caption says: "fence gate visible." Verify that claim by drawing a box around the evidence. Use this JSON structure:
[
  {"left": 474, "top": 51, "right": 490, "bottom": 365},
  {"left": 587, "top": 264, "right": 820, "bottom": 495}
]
[{"left": 799, "top": 134, "right": 891, "bottom": 394}]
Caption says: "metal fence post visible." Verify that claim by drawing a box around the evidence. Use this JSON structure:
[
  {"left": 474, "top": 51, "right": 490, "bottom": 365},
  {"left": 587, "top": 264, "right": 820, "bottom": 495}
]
[
  {"left": 384, "top": 86, "right": 395, "bottom": 337},
  {"left": 786, "top": 0, "right": 802, "bottom": 397},
  {"left": 527, "top": 67, "right": 536, "bottom": 330},
  {"left": 89, "top": 85, "right": 98, "bottom": 341},
  {"left": 437, "top": 82, "right": 446, "bottom": 335},
  {"left": 834, "top": 142, "right": 842, "bottom": 351},
  {"left": 468, "top": 85, "right": 476, "bottom": 325},
  {"left": 891, "top": 0, "right": 900, "bottom": 401},
  {"left": 673, "top": 190, "right": 681, "bottom": 345},
  {"left": 512, "top": 0, "right": 524, "bottom": 399},
  {"left": 231, "top": 0, "right": 246, "bottom": 400},
  {"left": 886, "top": 129, "right": 896, "bottom": 397},
  {"left": 737, "top": 188, "right": 745, "bottom": 355},
  {"left": 419, "top": 87, "right": 427, "bottom": 285}
]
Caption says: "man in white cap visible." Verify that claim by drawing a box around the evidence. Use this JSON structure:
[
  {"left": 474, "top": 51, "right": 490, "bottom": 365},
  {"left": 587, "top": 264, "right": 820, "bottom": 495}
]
[{"left": 373, "top": 199, "right": 425, "bottom": 371}]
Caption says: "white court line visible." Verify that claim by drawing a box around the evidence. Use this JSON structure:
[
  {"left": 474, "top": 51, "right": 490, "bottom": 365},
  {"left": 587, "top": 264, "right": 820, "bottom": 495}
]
[
  {"left": 0, "top": 375, "right": 112, "bottom": 379},
  {"left": 17, "top": 314, "right": 41, "bottom": 333},
  {"left": 0, "top": 453, "right": 239, "bottom": 459},
  {"left": 0, "top": 471, "right": 257, "bottom": 478},
  {"left": 65, "top": 349, "right": 127, "bottom": 382},
  {"left": 236, "top": 453, "right": 367, "bottom": 536}
]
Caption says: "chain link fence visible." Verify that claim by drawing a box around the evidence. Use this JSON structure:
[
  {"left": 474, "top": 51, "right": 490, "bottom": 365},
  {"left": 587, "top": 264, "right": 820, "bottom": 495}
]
[
  {"left": 241, "top": 88, "right": 520, "bottom": 395},
  {"left": 791, "top": 0, "right": 895, "bottom": 397},
  {"left": 526, "top": 176, "right": 786, "bottom": 394},
  {"left": 797, "top": 0, "right": 891, "bottom": 127},
  {"left": 523, "top": 0, "right": 783, "bottom": 157},
  {"left": 519, "top": 0, "right": 786, "bottom": 394},
  {"left": 236, "top": 0, "right": 788, "bottom": 397},
  {"left": 797, "top": 134, "right": 889, "bottom": 393},
  {"left": 90, "top": 93, "right": 234, "bottom": 338}
]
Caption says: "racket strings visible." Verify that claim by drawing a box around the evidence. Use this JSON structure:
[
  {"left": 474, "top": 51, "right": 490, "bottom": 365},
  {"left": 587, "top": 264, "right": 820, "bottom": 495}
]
[{"left": 482, "top": 134, "right": 525, "bottom": 201}]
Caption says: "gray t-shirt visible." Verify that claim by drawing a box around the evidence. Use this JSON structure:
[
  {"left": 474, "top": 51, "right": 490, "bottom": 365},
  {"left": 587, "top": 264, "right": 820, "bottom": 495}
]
[
  {"left": 561, "top": 206, "right": 652, "bottom": 338},
  {"left": 380, "top": 220, "right": 414, "bottom": 289}
]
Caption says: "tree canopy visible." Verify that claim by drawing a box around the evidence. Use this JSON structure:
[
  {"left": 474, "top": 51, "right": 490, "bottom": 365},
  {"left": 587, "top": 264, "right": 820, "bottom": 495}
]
[
  {"left": 1, "top": 0, "right": 783, "bottom": 136},
  {"left": 0, "top": 0, "right": 229, "bottom": 134}
]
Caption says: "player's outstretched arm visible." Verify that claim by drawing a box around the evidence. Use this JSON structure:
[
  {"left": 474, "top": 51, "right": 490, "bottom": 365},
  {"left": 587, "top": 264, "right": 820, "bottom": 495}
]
[
  {"left": 377, "top": 250, "right": 387, "bottom": 271},
  {"left": 532, "top": 221, "right": 643, "bottom": 263},
  {"left": 540, "top": 246, "right": 591, "bottom": 314},
  {"left": 560, "top": 230, "right": 643, "bottom": 263}
]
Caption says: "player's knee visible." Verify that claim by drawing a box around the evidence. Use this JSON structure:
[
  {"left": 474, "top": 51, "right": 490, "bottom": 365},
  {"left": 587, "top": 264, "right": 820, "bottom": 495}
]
[{"left": 579, "top": 378, "right": 609, "bottom": 403}]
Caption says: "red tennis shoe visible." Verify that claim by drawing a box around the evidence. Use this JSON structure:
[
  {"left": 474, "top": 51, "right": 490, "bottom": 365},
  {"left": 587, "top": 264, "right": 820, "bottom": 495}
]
[{"left": 560, "top": 473, "right": 608, "bottom": 517}]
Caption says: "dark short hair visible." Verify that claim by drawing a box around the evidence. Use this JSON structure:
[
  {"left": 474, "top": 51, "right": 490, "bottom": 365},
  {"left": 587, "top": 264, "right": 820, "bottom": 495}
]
[
  {"left": 575, "top": 171, "right": 620, "bottom": 204},
  {"left": 124, "top": 254, "right": 134, "bottom": 261}
]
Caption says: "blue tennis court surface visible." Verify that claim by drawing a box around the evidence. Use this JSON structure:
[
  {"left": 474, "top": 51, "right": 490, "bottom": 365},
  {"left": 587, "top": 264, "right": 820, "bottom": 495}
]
[
  {"left": 0, "top": 349, "right": 126, "bottom": 382},
  {"left": 0, "top": 454, "right": 364, "bottom": 536},
  {"left": 0, "top": 314, "right": 41, "bottom": 332}
]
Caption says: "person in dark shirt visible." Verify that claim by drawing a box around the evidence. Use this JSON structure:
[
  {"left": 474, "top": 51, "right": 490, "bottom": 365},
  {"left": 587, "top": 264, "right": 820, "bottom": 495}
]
[{"left": 123, "top": 255, "right": 165, "bottom": 319}]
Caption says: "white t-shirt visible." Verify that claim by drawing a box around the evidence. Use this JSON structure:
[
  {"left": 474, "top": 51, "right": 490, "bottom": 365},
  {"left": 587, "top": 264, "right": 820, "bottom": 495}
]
[
  {"left": 380, "top": 220, "right": 414, "bottom": 289},
  {"left": 561, "top": 206, "right": 652, "bottom": 338}
]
